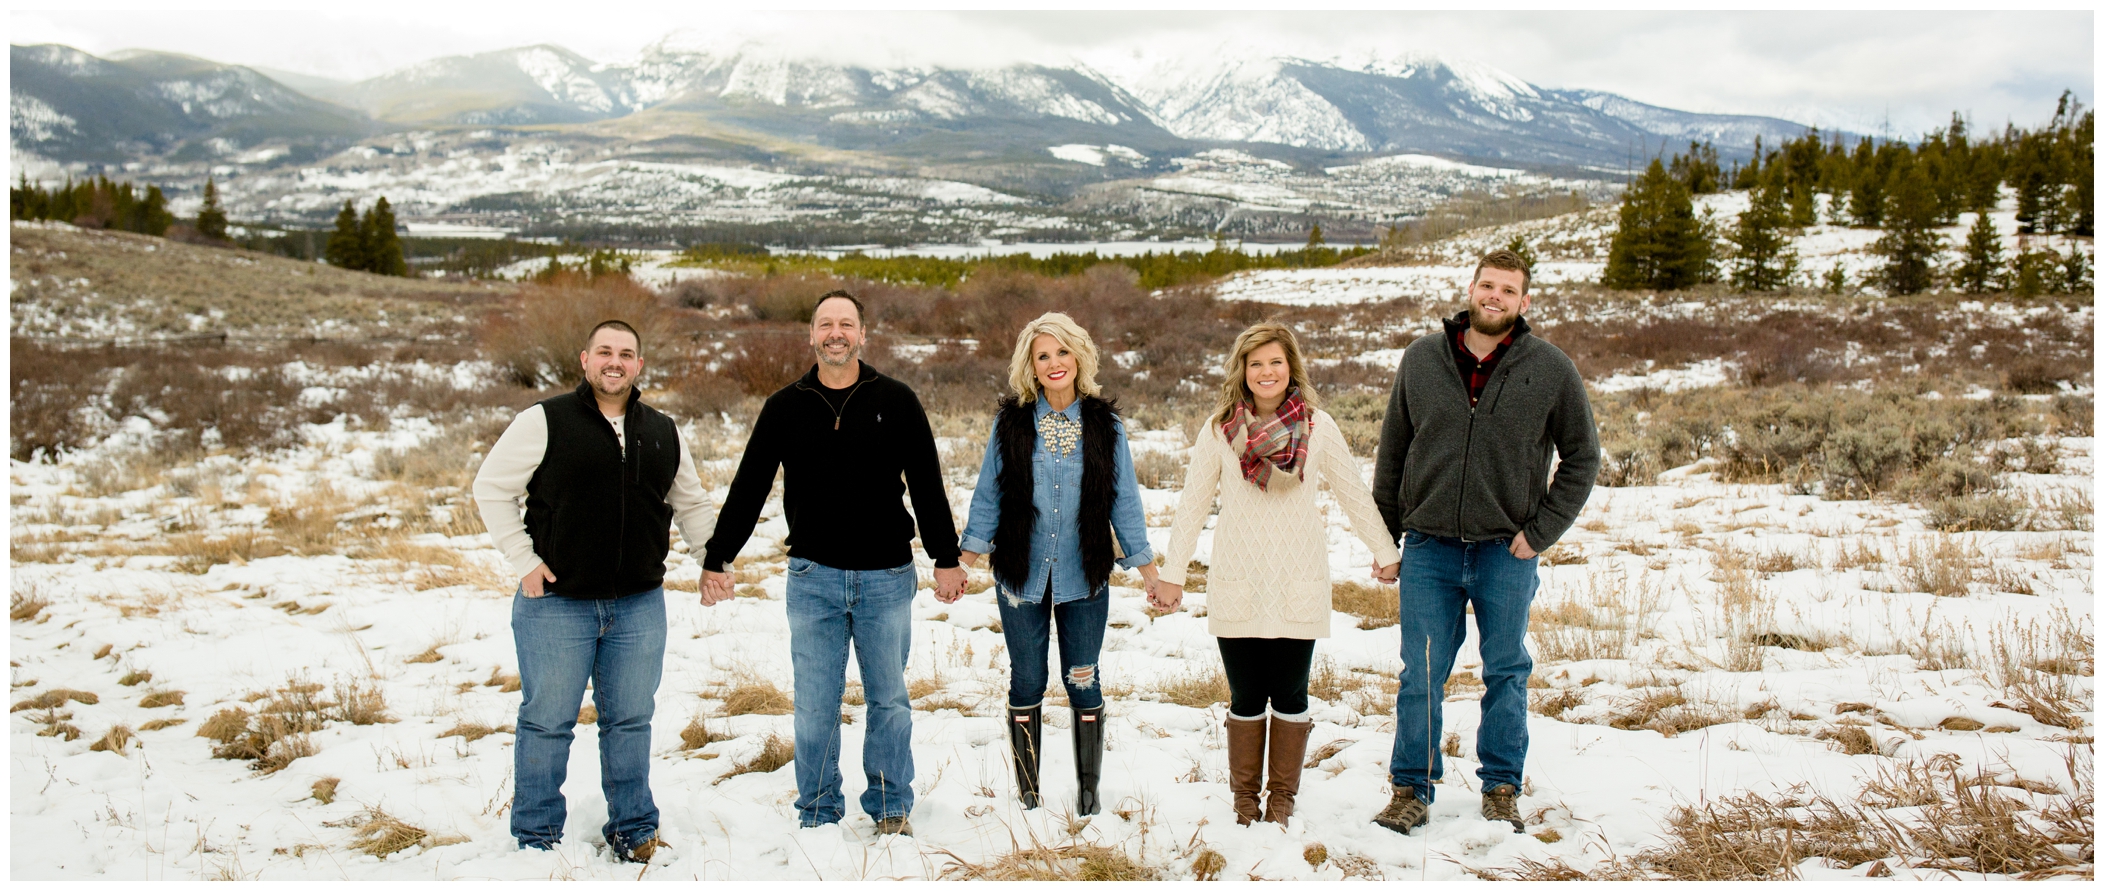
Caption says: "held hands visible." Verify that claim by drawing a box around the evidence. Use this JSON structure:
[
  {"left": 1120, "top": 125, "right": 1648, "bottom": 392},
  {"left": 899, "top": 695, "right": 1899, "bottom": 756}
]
[
  {"left": 1145, "top": 577, "right": 1184, "bottom": 612},
  {"left": 932, "top": 565, "right": 967, "bottom": 604},
  {"left": 700, "top": 569, "right": 735, "bottom": 607},
  {"left": 521, "top": 563, "right": 557, "bottom": 598},
  {"left": 1370, "top": 559, "right": 1400, "bottom": 585}
]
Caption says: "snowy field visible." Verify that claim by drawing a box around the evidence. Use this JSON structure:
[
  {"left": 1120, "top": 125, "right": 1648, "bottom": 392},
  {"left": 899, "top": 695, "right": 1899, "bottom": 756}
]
[{"left": 10, "top": 406, "right": 2092, "bottom": 879}]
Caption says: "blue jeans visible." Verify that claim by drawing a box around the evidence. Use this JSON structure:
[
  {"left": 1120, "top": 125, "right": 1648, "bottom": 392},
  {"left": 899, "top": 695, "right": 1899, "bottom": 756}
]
[
  {"left": 785, "top": 557, "right": 917, "bottom": 826},
  {"left": 1388, "top": 533, "right": 1538, "bottom": 802},
  {"left": 996, "top": 585, "right": 1108, "bottom": 710},
  {"left": 510, "top": 587, "right": 666, "bottom": 850}
]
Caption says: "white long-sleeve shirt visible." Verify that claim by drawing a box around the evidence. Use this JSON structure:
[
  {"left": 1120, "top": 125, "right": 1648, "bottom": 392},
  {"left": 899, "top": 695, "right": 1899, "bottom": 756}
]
[{"left": 472, "top": 404, "right": 717, "bottom": 579}]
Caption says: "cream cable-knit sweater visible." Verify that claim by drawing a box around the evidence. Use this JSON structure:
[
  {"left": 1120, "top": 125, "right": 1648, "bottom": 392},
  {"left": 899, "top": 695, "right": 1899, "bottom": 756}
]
[{"left": 1160, "top": 409, "right": 1402, "bottom": 640}]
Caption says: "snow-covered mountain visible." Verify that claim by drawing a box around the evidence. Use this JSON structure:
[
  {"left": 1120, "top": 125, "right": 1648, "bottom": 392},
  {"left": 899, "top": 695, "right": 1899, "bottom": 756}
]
[{"left": 9, "top": 44, "right": 367, "bottom": 163}]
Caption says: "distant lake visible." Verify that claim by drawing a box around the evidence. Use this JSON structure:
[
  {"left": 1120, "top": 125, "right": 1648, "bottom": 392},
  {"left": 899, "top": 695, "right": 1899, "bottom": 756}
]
[{"left": 769, "top": 240, "right": 1338, "bottom": 259}]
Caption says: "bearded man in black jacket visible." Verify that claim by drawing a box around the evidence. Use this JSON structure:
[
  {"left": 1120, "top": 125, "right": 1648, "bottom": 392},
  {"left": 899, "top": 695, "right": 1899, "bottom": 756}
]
[{"left": 702, "top": 290, "right": 966, "bottom": 835}]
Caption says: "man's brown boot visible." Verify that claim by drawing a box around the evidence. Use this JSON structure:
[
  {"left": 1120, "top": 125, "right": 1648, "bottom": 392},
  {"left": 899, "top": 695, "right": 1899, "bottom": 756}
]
[
  {"left": 1224, "top": 713, "right": 1268, "bottom": 825},
  {"left": 1262, "top": 715, "right": 1313, "bottom": 825},
  {"left": 1373, "top": 785, "right": 1429, "bottom": 835},
  {"left": 1481, "top": 783, "right": 1524, "bottom": 833}
]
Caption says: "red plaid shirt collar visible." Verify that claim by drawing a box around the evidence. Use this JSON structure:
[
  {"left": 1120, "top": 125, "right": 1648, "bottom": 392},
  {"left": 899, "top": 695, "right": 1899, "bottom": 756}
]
[{"left": 1452, "top": 326, "right": 1516, "bottom": 407}]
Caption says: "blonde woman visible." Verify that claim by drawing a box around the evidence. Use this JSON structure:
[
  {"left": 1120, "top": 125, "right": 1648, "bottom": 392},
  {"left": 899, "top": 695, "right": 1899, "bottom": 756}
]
[
  {"left": 958, "top": 312, "right": 1162, "bottom": 816},
  {"left": 1149, "top": 322, "right": 1400, "bottom": 827}
]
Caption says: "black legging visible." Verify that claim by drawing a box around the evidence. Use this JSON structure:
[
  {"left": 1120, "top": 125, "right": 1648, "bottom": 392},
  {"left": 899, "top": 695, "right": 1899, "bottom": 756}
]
[{"left": 1216, "top": 637, "right": 1316, "bottom": 718}]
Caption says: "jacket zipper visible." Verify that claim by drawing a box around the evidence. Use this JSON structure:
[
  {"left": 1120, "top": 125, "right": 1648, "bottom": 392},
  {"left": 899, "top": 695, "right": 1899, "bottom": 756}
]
[
  {"left": 800, "top": 375, "right": 869, "bottom": 430},
  {"left": 601, "top": 406, "right": 629, "bottom": 592},
  {"left": 1446, "top": 332, "right": 1521, "bottom": 539}
]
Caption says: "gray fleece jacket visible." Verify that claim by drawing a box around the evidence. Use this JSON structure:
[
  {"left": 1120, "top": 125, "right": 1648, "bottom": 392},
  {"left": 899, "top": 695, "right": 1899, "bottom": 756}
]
[{"left": 1371, "top": 312, "right": 1600, "bottom": 550}]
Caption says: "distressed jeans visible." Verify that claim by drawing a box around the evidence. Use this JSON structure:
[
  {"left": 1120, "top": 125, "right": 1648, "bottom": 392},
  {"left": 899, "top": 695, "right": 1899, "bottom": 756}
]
[
  {"left": 996, "top": 585, "right": 1108, "bottom": 710},
  {"left": 1388, "top": 532, "right": 1538, "bottom": 802},
  {"left": 510, "top": 587, "right": 667, "bottom": 851},
  {"left": 785, "top": 557, "right": 917, "bottom": 826}
]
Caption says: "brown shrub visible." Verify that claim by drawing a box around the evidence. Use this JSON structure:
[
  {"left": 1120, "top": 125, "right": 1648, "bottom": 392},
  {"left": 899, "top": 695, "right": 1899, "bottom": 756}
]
[
  {"left": 941, "top": 842, "right": 1160, "bottom": 881},
  {"left": 196, "top": 707, "right": 251, "bottom": 743},
  {"left": 480, "top": 272, "right": 676, "bottom": 388},
  {"left": 679, "top": 714, "right": 732, "bottom": 751},
  {"left": 333, "top": 680, "right": 395, "bottom": 725},
  {"left": 723, "top": 329, "right": 814, "bottom": 396},
  {"left": 340, "top": 806, "right": 430, "bottom": 859}
]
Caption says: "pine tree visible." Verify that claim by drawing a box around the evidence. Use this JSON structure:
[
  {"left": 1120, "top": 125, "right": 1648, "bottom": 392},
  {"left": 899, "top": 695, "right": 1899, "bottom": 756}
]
[
  {"left": 1502, "top": 235, "right": 1538, "bottom": 272},
  {"left": 1728, "top": 183, "right": 1797, "bottom": 291},
  {"left": 324, "top": 200, "right": 367, "bottom": 271},
  {"left": 362, "top": 197, "right": 407, "bottom": 276},
  {"left": 1602, "top": 158, "right": 1713, "bottom": 291},
  {"left": 1821, "top": 263, "right": 1848, "bottom": 294},
  {"left": 1873, "top": 165, "right": 1944, "bottom": 295},
  {"left": 1951, "top": 212, "right": 2005, "bottom": 293},
  {"left": 2010, "top": 245, "right": 2050, "bottom": 297},
  {"left": 2061, "top": 243, "right": 2091, "bottom": 292},
  {"left": 196, "top": 177, "right": 229, "bottom": 241},
  {"left": 1846, "top": 138, "right": 1885, "bottom": 227},
  {"left": 1304, "top": 222, "right": 1325, "bottom": 249}
]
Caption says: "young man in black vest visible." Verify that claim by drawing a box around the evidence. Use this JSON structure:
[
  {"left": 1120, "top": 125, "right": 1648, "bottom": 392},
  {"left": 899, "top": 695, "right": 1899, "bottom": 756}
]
[
  {"left": 701, "top": 290, "right": 967, "bottom": 835},
  {"left": 1368, "top": 249, "right": 1599, "bottom": 836},
  {"left": 473, "top": 320, "right": 717, "bottom": 862}
]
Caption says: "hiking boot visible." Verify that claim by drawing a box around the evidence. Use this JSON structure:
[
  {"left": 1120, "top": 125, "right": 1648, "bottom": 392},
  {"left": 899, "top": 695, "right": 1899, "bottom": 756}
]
[
  {"left": 1224, "top": 713, "right": 1268, "bottom": 825},
  {"left": 875, "top": 816, "right": 913, "bottom": 837},
  {"left": 1073, "top": 705, "right": 1105, "bottom": 816},
  {"left": 1373, "top": 784, "right": 1429, "bottom": 835},
  {"left": 611, "top": 834, "right": 661, "bottom": 863},
  {"left": 1481, "top": 784, "right": 1524, "bottom": 833},
  {"left": 1008, "top": 704, "right": 1044, "bottom": 809},
  {"left": 1262, "top": 716, "right": 1313, "bottom": 825}
]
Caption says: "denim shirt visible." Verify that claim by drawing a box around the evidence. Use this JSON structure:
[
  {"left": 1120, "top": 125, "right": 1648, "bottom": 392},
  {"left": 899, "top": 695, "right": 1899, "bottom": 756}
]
[{"left": 959, "top": 395, "right": 1155, "bottom": 604}]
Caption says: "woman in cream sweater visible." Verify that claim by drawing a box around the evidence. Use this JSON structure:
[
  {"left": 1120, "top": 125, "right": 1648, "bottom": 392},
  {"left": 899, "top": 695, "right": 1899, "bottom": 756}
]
[{"left": 1149, "top": 322, "right": 1401, "bottom": 827}]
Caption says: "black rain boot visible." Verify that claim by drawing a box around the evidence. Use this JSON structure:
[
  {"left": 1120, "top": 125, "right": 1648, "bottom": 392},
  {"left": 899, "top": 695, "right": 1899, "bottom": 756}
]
[
  {"left": 1073, "top": 705, "right": 1105, "bottom": 816},
  {"left": 1008, "top": 704, "right": 1044, "bottom": 809}
]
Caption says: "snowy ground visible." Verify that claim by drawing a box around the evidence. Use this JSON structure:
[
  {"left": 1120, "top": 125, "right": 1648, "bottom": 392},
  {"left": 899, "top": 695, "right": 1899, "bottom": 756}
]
[{"left": 10, "top": 406, "right": 2092, "bottom": 879}]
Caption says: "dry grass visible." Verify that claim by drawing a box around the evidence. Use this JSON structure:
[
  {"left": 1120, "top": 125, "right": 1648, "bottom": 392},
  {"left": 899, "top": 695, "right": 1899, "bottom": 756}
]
[
  {"left": 715, "top": 673, "right": 794, "bottom": 716},
  {"left": 1154, "top": 665, "right": 1231, "bottom": 708},
  {"left": 1332, "top": 580, "right": 1398, "bottom": 630},
  {"left": 12, "top": 688, "right": 99, "bottom": 711},
  {"left": 679, "top": 714, "right": 733, "bottom": 751},
  {"left": 941, "top": 842, "right": 1160, "bottom": 881},
  {"left": 196, "top": 707, "right": 250, "bottom": 743},
  {"left": 1190, "top": 846, "right": 1226, "bottom": 880},
  {"left": 577, "top": 704, "right": 598, "bottom": 725},
  {"left": 436, "top": 722, "right": 506, "bottom": 743},
  {"left": 333, "top": 680, "right": 396, "bottom": 725},
  {"left": 1901, "top": 536, "right": 1985, "bottom": 597},
  {"left": 714, "top": 734, "right": 795, "bottom": 784},
  {"left": 87, "top": 724, "right": 136, "bottom": 754},
  {"left": 207, "top": 679, "right": 332, "bottom": 773},
  {"left": 311, "top": 777, "right": 340, "bottom": 805},
  {"left": 1711, "top": 546, "right": 1775, "bottom": 672},
  {"left": 29, "top": 709, "right": 82, "bottom": 741},
  {"left": 337, "top": 806, "right": 431, "bottom": 859},
  {"left": 138, "top": 690, "right": 185, "bottom": 708},
  {"left": 139, "top": 717, "right": 186, "bottom": 731},
  {"left": 483, "top": 666, "right": 522, "bottom": 693},
  {"left": 11, "top": 590, "right": 51, "bottom": 621},
  {"left": 1596, "top": 684, "right": 1737, "bottom": 738},
  {"left": 118, "top": 669, "right": 152, "bottom": 687},
  {"left": 1529, "top": 564, "right": 1663, "bottom": 664}
]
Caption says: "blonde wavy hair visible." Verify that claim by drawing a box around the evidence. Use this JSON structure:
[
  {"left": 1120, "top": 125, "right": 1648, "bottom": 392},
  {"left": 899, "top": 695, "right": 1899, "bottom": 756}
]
[
  {"left": 1210, "top": 322, "right": 1319, "bottom": 426},
  {"left": 1007, "top": 312, "right": 1103, "bottom": 402}
]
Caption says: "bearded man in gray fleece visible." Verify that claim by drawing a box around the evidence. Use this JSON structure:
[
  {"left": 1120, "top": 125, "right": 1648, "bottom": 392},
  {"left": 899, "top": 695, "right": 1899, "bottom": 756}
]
[{"left": 1367, "top": 248, "right": 1599, "bottom": 837}]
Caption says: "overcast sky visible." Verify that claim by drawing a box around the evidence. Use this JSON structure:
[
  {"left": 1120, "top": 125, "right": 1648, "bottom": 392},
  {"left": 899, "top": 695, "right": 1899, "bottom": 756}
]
[{"left": 11, "top": 8, "right": 2092, "bottom": 135}]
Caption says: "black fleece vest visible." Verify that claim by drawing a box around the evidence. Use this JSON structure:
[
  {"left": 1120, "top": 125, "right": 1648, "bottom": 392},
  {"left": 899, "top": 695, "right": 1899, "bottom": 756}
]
[
  {"left": 523, "top": 383, "right": 681, "bottom": 599},
  {"left": 990, "top": 395, "right": 1120, "bottom": 596}
]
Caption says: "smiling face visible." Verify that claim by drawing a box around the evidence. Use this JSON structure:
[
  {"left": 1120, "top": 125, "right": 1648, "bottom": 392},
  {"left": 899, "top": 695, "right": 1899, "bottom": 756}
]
[
  {"left": 1467, "top": 265, "right": 1532, "bottom": 337},
  {"left": 1243, "top": 341, "right": 1290, "bottom": 408},
  {"left": 810, "top": 295, "right": 864, "bottom": 368},
  {"left": 1030, "top": 333, "right": 1078, "bottom": 399},
  {"left": 580, "top": 327, "right": 642, "bottom": 401}
]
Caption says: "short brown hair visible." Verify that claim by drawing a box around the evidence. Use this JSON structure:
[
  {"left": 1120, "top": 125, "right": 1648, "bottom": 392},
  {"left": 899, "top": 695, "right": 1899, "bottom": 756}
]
[
  {"left": 812, "top": 289, "right": 865, "bottom": 325},
  {"left": 1472, "top": 249, "right": 1531, "bottom": 294},
  {"left": 585, "top": 319, "right": 640, "bottom": 353}
]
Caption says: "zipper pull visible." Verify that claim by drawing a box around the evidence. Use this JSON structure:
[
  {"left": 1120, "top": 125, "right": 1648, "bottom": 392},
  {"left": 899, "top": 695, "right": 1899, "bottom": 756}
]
[{"left": 834, "top": 417, "right": 841, "bottom": 431}]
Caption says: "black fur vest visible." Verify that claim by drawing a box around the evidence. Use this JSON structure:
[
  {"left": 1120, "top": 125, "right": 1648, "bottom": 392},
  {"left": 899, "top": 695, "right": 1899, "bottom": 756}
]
[{"left": 990, "top": 394, "right": 1121, "bottom": 597}]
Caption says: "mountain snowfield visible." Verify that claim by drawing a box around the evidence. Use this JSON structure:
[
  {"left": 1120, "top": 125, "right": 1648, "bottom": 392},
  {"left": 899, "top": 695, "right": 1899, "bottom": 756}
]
[{"left": 8, "top": 179, "right": 2094, "bottom": 879}]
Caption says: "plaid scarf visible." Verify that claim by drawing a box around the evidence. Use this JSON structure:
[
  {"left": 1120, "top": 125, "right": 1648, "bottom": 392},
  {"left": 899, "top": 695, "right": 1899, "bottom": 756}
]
[{"left": 1224, "top": 388, "right": 1312, "bottom": 491}]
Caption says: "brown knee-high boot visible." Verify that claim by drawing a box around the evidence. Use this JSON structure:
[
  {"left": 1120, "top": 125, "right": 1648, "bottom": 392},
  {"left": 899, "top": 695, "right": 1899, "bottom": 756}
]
[
  {"left": 1224, "top": 713, "right": 1268, "bottom": 825},
  {"left": 1263, "top": 714, "right": 1313, "bottom": 825}
]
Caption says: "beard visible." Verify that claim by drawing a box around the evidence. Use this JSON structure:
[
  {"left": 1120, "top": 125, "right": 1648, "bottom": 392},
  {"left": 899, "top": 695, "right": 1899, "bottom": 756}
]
[
  {"left": 816, "top": 336, "right": 861, "bottom": 368},
  {"left": 1469, "top": 305, "right": 1519, "bottom": 337},
  {"left": 588, "top": 368, "right": 634, "bottom": 398}
]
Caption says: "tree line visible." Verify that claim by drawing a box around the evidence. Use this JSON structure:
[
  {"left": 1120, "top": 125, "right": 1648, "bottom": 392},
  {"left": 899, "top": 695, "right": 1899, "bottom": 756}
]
[
  {"left": 11, "top": 175, "right": 176, "bottom": 236},
  {"left": 1604, "top": 93, "right": 2093, "bottom": 295}
]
